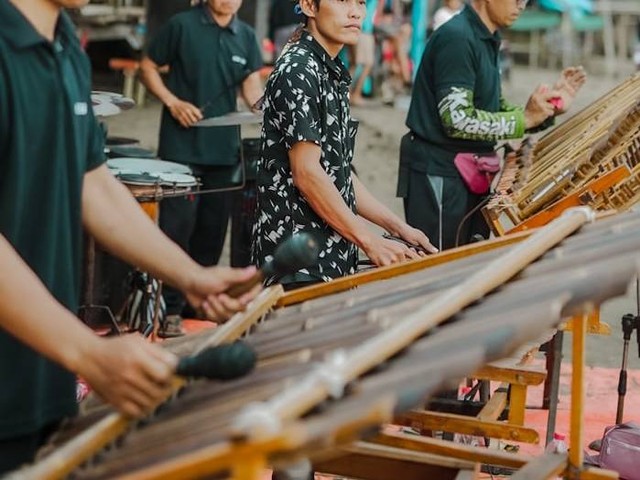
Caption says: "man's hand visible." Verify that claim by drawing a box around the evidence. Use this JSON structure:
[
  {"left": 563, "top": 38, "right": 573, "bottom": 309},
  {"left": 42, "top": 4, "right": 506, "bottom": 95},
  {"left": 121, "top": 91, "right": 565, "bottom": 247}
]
[
  {"left": 395, "top": 224, "right": 439, "bottom": 254},
  {"left": 75, "top": 335, "right": 177, "bottom": 418},
  {"left": 363, "top": 236, "right": 422, "bottom": 267},
  {"left": 552, "top": 66, "right": 586, "bottom": 114},
  {"left": 166, "top": 99, "right": 203, "bottom": 128},
  {"left": 524, "top": 84, "right": 556, "bottom": 130},
  {"left": 184, "top": 266, "right": 262, "bottom": 323}
]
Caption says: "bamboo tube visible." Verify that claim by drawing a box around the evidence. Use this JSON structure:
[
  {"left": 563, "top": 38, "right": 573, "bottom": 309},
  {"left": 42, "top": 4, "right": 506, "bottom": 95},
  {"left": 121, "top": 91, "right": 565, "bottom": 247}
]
[
  {"left": 230, "top": 208, "right": 594, "bottom": 438},
  {"left": 18, "top": 286, "right": 283, "bottom": 480}
]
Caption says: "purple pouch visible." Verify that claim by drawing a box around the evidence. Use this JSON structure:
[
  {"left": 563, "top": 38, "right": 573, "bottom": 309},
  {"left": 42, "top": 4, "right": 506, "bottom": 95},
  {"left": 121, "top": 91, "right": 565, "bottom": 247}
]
[
  {"left": 598, "top": 422, "right": 640, "bottom": 480},
  {"left": 453, "top": 152, "right": 501, "bottom": 195}
]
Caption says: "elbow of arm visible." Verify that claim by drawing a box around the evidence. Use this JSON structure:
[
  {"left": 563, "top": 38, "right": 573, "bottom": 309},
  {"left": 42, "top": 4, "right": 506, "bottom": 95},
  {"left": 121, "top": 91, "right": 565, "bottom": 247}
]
[
  {"left": 291, "top": 167, "right": 313, "bottom": 194},
  {"left": 441, "top": 120, "right": 464, "bottom": 139}
]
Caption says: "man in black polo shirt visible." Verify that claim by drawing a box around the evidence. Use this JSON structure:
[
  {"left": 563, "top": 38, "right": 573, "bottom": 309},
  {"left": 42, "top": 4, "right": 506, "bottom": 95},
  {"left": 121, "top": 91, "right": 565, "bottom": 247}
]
[
  {"left": 399, "top": 0, "right": 586, "bottom": 250},
  {"left": 253, "top": 0, "right": 437, "bottom": 294},
  {"left": 0, "top": 0, "right": 260, "bottom": 473},
  {"left": 141, "top": 0, "right": 264, "bottom": 337}
]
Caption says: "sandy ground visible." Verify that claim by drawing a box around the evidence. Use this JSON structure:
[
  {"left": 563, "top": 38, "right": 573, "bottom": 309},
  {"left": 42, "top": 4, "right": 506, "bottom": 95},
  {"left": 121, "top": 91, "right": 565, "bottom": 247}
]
[{"left": 102, "top": 60, "right": 640, "bottom": 374}]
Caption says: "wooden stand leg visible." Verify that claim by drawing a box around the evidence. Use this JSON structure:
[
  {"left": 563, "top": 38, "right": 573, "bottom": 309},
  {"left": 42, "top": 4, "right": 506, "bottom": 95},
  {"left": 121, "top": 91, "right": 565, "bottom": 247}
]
[
  {"left": 231, "top": 455, "right": 267, "bottom": 480},
  {"left": 544, "top": 330, "right": 563, "bottom": 446}
]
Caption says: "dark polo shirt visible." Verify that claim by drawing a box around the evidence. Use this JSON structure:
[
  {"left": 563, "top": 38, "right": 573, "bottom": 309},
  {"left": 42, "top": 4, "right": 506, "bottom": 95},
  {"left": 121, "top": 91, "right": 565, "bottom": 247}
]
[
  {"left": 0, "top": 5, "right": 105, "bottom": 438},
  {"left": 147, "top": 5, "right": 262, "bottom": 166},
  {"left": 406, "top": 5, "right": 522, "bottom": 176}
]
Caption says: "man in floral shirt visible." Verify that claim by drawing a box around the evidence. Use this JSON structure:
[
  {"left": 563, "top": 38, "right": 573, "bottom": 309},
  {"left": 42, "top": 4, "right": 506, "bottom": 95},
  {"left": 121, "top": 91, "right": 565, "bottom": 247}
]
[{"left": 254, "top": 0, "right": 437, "bottom": 291}]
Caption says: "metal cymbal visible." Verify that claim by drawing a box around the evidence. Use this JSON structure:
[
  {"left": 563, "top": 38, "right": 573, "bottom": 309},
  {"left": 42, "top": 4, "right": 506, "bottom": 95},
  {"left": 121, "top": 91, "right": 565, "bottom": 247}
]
[
  {"left": 92, "top": 91, "right": 136, "bottom": 117},
  {"left": 195, "top": 111, "right": 264, "bottom": 127}
]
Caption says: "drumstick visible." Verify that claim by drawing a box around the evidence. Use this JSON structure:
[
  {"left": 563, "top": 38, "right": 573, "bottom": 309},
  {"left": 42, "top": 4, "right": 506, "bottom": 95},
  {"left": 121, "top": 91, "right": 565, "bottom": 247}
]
[
  {"left": 20, "top": 342, "right": 256, "bottom": 480},
  {"left": 226, "top": 233, "right": 320, "bottom": 297},
  {"left": 176, "top": 340, "right": 256, "bottom": 379}
]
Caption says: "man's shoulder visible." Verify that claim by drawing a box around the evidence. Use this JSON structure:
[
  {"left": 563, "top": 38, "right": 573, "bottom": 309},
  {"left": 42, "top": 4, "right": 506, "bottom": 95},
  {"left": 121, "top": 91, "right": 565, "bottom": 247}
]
[
  {"left": 166, "top": 8, "right": 200, "bottom": 28},
  {"left": 433, "top": 10, "right": 474, "bottom": 42},
  {"left": 426, "top": 12, "right": 475, "bottom": 62},
  {"left": 274, "top": 44, "right": 320, "bottom": 77},
  {"left": 234, "top": 17, "right": 257, "bottom": 36}
]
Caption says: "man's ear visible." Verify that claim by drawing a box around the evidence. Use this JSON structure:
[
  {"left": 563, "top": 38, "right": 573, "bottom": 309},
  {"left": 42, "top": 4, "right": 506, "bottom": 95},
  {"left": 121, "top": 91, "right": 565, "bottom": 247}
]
[{"left": 299, "top": 0, "right": 317, "bottom": 18}]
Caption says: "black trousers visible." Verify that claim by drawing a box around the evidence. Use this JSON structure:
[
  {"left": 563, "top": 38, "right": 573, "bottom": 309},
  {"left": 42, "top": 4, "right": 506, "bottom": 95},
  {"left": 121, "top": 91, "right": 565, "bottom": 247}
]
[
  {"left": 398, "top": 132, "right": 490, "bottom": 250},
  {"left": 403, "top": 170, "right": 489, "bottom": 251},
  {"left": 160, "top": 165, "right": 235, "bottom": 316}
]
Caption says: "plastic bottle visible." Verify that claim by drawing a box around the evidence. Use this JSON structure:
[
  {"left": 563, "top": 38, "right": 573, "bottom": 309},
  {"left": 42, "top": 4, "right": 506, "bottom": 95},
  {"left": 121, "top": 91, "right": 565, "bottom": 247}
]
[{"left": 546, "top": 432, "right": 568, "bottom": 454}]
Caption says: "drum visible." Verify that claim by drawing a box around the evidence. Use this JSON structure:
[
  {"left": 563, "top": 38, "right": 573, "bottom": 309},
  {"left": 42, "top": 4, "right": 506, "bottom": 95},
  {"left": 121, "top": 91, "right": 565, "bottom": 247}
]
[
  {"left": 107, "top": 158, "right": 197, "bottom": 221},
  {"left": 230, "top": 138, "right": 260, "bottom": 267},
  {"left": 106, "top": 145, "right": 156, "bottom": 159}
]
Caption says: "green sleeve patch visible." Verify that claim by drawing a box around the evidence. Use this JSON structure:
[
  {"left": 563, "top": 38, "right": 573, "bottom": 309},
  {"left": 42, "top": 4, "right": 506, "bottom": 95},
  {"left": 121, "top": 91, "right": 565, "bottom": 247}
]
[
  {"left": 499, "top": 96, "right": 524, "bottom": 113},
  {"left": 438, "top": 87, "right": 525, "bottom": 141}
]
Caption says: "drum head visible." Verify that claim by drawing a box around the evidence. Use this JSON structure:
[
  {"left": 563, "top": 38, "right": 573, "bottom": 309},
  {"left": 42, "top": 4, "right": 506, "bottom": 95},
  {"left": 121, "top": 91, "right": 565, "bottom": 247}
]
[
  {"left": 156, "top": 172, "right": 197, "bottom": 187},
  {"left": 116, "top": 173, "right": 159, "bottom": 186},
  {"left": 107, "top": 158, "right": 192, "bottom": 176}
]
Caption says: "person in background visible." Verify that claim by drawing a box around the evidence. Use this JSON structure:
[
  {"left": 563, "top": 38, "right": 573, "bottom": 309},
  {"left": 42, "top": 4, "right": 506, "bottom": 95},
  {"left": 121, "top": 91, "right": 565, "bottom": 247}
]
[
  {"left": 375, "top": 0, "right": 413, "bottom": 104},
  {"left": 431, "top": 0, "right": 462, "bottom": 31},
  {"left": 140, "top": 0, "right": 264, "bottom": 337},
  {"left": 397, "top": 0, "right": 586, "bottom": 251},
  {"left": 350, "top": 0, "right": 378, "bottom": 106},
  {"left": 0, "top": 0, "right": 260, "bottom": 474},
  {"left": 269, "top": 0, "right": 303, "bottom": 58}
]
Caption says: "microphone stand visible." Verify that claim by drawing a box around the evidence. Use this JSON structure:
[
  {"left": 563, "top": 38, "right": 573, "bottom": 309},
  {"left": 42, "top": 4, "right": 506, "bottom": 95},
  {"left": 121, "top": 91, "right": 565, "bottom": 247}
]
[{"left": 590, "top": 278, "right": 640, "bottom": 451}]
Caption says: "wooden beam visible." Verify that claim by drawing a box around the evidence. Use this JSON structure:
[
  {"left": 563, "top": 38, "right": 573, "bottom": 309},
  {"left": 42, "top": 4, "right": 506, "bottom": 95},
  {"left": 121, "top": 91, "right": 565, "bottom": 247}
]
[
  {"left": 315, "top": 451, "right": 467, "bottom": 480},
  {"left": 314, "top": 442, "right": 479, "bottom": 480},
  {"left": 276, "top": 231, "right": 531, "bottom": 307},
  {"left": 476, "top": 384, "right": 508, "bottom": 422},
  {"left": 562, "top": 310, "right": 611, "bottom": 336},
  {"left": 474, "top": 362, "right": 546, "bottom": 385},
  {"left": 578, "top": 467, "right": 620, "bottom": 479},
  {"left": 510, "top": 452, "right": 567, "bottom": 480},
  {"left": 396, "top": 410, "right": 540, "bottom": 444},
  {"left": 372, "top": 432, "right": 533, "bottom": 468}
]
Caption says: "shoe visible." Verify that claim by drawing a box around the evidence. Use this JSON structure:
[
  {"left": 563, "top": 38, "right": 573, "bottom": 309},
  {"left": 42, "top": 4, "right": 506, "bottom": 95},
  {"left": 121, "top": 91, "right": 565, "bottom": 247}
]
[{"left": 158, "top": 314, "right": 186, "bottom": 338}]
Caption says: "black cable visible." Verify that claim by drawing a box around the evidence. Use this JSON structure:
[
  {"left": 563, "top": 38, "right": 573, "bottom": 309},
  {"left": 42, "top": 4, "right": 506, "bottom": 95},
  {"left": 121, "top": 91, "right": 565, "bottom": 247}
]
[{"left": 454, "top": 194, "right": 493, "bottom": 248}]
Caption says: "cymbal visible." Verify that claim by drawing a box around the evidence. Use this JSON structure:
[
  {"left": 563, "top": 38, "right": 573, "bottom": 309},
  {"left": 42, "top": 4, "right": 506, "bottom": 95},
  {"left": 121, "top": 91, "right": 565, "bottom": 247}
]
[
  {"left": 92, "top": 91, "right": 135, "bottom": 117},
  {"left": 195, "top": 111, "right": 263, "bottom": 127}
]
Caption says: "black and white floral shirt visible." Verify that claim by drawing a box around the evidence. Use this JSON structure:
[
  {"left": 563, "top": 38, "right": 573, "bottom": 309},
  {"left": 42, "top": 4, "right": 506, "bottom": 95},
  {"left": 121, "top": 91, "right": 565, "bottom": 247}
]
[{"left": 253, "top": 32, "right": 358, "bottom": 285}]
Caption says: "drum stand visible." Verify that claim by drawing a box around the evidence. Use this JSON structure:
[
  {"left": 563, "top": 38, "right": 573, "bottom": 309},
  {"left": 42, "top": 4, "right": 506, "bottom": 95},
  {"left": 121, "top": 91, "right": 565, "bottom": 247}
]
[{"left": 78, "top": 236, "right": 122, "bottom": 335}]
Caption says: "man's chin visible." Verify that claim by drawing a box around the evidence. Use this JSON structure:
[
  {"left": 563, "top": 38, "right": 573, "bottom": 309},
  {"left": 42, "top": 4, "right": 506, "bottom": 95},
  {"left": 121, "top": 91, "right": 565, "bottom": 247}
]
[{"left": 341, "top": 33, "right": 361, "bottom": 46}]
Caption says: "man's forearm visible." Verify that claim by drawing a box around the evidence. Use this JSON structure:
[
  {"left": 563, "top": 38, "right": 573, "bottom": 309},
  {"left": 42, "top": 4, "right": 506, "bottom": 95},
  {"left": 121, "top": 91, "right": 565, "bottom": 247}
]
[
  {"left": 241, "top": 71, "right": 264, "bottom": 109},
  {"left": 438, "top": 86, "right": 526, "bottom": 141},
  {"left": 294, "top": 166, "right": 373, "bottom": 249},
  {"left": 82, "top": 166, "right": 198, "bottom": 294},
  {"left": 352, "top": 172, "right": 404, "bottom": 235},
  {"left": 0, "top": 235, "right": 100, "bottom": 373},
  {"left": 139, "top": 58, "right": 178, "bottom": 107}
]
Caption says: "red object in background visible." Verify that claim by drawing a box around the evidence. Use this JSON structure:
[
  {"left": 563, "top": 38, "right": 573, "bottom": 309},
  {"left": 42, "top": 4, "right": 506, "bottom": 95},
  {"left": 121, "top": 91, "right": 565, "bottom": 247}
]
[
  {"left": 79, "top": 29, "right": 89, "bottom": 50},
  {"left": 549, "top": 96, "right": 564, "bottom": 111},
  {"left": 262, "top": 38, "right": 275, "bottom": 54},
  {"left": 76, "top": 378, "right": 91, "bottom": 403}
]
